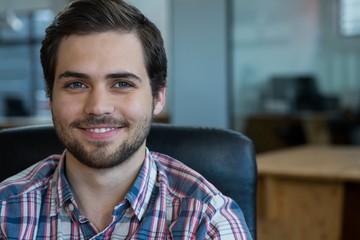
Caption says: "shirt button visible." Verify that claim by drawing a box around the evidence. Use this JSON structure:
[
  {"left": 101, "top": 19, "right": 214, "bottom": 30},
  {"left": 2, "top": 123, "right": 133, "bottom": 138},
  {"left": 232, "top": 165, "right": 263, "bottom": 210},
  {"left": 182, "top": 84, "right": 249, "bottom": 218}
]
[{"left": 67, "top": 203, "right": 74, "bottom": 212}]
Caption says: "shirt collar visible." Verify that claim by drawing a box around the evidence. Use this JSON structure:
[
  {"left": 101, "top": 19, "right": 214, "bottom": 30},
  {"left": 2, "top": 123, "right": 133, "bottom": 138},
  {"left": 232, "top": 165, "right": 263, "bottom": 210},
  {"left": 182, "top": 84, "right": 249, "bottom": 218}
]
[
  {"left": 125, "top": 148, "right": 158, "bottom": 220},
  {"left": 50, "top": 151, "right": 76, "bottom": 216},
  {"left": 49, "top": 148, "right": 158, "bottom": 220}
]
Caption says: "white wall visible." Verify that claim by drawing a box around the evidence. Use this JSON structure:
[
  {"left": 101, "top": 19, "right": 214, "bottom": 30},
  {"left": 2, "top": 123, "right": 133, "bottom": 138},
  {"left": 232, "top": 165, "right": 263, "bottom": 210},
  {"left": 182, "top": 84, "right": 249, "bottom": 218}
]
[{"left": 171, "top": 0, "right": 229, "bottom": 128}]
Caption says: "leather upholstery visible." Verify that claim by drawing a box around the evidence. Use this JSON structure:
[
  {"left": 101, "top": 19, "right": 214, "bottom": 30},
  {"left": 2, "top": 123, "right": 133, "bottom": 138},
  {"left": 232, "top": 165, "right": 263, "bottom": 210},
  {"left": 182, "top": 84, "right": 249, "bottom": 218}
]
[{"left": 0, "top": 124, "right": 257, "bottom": 239}]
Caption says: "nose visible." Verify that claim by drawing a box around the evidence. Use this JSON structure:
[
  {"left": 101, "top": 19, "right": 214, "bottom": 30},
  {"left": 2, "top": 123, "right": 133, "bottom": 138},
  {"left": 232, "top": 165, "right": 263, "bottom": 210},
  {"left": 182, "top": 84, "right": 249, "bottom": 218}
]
[{"left": 84, "top": 87, "right": 115, "bottom": 116}]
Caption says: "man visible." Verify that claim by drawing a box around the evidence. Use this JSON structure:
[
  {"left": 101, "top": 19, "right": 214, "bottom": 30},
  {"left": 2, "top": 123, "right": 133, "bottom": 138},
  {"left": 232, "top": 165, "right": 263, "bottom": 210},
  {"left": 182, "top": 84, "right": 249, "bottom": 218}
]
[{"left": 0, "top": 0, "right": 252, "bottom": 239}]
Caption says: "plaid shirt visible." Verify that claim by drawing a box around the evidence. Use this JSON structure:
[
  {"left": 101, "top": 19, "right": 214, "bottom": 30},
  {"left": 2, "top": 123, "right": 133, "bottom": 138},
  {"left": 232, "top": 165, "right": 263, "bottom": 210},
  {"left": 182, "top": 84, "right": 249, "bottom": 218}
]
[{"left": 0, "top": 149, "right": 251, "bottom": 240}]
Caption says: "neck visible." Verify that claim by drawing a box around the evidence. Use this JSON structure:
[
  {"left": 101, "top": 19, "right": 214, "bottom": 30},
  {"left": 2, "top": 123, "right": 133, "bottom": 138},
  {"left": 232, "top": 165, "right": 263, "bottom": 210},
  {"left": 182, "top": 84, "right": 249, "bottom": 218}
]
[{"left": 64, "top": 145, "right": 146, "bottom": 231}]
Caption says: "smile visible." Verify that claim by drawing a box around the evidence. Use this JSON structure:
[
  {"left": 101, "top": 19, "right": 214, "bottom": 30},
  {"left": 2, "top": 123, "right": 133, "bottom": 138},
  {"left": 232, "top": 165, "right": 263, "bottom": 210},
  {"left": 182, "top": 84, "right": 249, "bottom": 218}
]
[{"left": 87, "top": 127, "right": 118, "bottom": 133}]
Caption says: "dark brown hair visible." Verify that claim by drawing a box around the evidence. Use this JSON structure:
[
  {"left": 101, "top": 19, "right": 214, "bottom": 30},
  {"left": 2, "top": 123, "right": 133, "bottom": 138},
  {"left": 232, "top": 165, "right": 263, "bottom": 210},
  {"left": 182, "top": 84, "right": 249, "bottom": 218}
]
[{"left": 40, "top": 0, "right": 167, "bottom": 99}]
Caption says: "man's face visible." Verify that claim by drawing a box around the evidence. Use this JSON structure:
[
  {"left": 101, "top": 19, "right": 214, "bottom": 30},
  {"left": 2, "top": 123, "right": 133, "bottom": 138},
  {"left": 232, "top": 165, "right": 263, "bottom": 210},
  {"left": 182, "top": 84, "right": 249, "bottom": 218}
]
[{"left": 50, "top": 31, "right": 165, "bottom": 169}]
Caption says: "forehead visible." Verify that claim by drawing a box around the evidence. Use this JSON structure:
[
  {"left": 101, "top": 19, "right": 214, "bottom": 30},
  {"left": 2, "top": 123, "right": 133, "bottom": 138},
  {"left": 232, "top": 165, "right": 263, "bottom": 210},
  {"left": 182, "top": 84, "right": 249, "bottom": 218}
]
[{"left": 55, "top": 31, "right": 147, "bottom": 78}]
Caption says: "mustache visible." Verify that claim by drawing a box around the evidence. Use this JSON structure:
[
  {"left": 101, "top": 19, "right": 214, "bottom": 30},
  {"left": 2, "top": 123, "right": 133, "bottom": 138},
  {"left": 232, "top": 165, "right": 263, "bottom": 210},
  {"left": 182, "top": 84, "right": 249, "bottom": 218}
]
[{"left": 70, "top": 116, "right": 130, "bottom": 128}]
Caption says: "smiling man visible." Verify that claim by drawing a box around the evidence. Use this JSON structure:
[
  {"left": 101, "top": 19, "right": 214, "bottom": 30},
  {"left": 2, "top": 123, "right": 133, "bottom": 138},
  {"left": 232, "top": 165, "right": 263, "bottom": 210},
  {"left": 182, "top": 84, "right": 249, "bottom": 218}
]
[{"left": 0, "top": 0, "right": 252, "bottom": 239}]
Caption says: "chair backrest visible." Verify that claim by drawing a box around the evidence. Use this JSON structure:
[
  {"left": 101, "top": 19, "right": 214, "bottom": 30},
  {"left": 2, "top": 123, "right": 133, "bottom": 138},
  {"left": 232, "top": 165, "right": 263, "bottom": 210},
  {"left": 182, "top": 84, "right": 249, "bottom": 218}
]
[{"left": 0, "top": 124, "right": 257, "bottom": 239}]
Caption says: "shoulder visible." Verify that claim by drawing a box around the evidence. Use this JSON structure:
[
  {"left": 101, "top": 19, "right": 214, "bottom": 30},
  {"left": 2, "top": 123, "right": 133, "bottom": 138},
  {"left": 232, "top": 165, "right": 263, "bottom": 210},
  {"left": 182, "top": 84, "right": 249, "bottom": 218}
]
[
  {"left": 149, "top": 152, "right": 252, "bottom": 239},
  {"left": 150, "top": 151, "right": 220, "bottom": 202},
  {"left": 0, "top": 155, "right": 61, "bottom": 201}
]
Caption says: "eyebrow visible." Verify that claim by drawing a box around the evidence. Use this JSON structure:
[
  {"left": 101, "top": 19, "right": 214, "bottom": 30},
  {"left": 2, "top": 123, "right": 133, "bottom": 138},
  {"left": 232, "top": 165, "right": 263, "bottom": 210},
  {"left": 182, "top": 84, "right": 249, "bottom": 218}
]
[
  {"left": 106, "top": 72, "right": 142, "bottom": 82},
  {"left": 58, "top": 71, "right": 142, "bottom": 82},
  {"left": 58, "top": 71, "right": 88, "bottom": 79}
]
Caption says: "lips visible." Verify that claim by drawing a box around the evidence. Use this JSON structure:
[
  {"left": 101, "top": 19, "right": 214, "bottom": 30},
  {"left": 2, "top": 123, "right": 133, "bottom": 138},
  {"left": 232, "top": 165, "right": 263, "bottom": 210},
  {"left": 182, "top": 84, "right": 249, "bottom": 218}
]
[
  {"left": 79, "top": 125, "right": 123, "bottom": 141},
  {"left": 70, "top": 117, "right": 128, "bottom": 140},
  {"left": 87, "top": 127, "right": 118, "bottom": 133}
]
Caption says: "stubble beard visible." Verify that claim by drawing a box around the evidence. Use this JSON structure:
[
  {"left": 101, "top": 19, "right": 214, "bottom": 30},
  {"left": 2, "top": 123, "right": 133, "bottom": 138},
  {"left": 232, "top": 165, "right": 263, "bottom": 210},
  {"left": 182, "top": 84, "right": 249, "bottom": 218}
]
[{"left": 52, "top": 114, "right": 152, "bottom": 169}]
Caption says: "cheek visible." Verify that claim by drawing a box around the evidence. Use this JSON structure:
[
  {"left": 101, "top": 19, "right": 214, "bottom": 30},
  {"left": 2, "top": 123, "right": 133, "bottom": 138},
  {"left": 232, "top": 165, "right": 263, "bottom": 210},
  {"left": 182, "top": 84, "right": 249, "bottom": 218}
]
[
  {"left": 51, "top": 97, "right": 82, "bottom": 121},
  {"left": 119, "top": 95, "right": 154, "bottom": 119}
]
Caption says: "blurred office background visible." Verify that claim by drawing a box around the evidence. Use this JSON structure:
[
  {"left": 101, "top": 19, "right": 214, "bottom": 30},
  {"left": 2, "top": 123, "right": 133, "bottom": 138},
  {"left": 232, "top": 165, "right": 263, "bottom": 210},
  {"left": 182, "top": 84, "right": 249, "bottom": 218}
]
[
  {"left": 1, "top": 0, "right": 360, "bottom": 239},
  {"left": 1, "top": 0, "right": 359, "bottom": 148}
]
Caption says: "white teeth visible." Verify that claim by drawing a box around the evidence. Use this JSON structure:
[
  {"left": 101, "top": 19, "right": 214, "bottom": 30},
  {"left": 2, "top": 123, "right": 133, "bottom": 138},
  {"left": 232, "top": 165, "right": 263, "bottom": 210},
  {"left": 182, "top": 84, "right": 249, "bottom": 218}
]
[{"left": 88, "top": 128, "right": 116, "bottom": 133}]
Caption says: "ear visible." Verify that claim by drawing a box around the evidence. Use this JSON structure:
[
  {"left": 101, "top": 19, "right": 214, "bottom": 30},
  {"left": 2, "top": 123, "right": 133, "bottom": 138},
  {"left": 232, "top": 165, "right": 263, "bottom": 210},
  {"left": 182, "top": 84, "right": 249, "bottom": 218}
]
[{"left": 153, "top": 87, "right": 166, "bottom": 115}]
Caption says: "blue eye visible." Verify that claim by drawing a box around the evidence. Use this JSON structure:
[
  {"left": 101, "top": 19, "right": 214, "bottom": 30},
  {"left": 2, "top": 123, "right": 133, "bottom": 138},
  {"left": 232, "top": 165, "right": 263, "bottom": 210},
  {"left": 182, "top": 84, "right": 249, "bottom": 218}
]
[
  {"left": 66, "top": 82, "right": 87, "bottom": 89},
  {"left": 115, "top": 81, "right": 132, "bottom": 88}
]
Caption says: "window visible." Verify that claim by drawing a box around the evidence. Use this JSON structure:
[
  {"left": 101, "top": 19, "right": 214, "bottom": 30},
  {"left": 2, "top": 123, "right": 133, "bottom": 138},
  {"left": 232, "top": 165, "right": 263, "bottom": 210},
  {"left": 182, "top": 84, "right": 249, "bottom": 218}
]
[{"left": 339, "top": 0, "right": 360, "bottom": 36}]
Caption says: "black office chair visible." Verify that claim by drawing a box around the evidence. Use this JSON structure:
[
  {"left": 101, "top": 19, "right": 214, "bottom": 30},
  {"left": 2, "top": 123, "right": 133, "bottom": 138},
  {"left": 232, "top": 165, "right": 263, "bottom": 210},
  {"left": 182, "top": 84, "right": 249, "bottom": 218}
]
[{"left": 0, "top": 124, "right": 257, "bottom": 239}]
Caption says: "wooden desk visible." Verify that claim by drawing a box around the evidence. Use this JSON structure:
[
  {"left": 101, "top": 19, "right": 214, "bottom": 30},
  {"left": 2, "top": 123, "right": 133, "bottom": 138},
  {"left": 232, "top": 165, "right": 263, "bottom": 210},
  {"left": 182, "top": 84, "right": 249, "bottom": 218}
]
[{"left": 256, "top": 145, "right": 360, "bottom": 240}]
